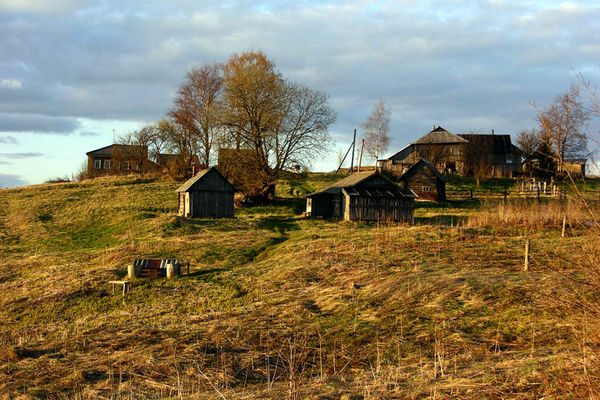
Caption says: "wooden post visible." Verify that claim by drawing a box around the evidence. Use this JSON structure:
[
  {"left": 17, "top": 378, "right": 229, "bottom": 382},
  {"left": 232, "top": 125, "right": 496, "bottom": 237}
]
[
  {"left": 561, "top": 215, "right": 567, "bottom": 238},
  {"left": 350, "top": 129, "right": 356, "bottom": 173},
  {"left": 357, "top": 138, "right": 364, "bottom": 172},
  {"left": 166, "top": 263, "right": 181, "bottom": 278},
  {"left": 524, "top": 239, "right": 530, "bottom": 271},
  {"left": 470, "top": 188, "right": 473, "bottom": 199},
  {"left": 127, "top": 264, "right": 141, "bottom": 278},
  {"left": 536, "top": 186, "right": 540, "bottom": 201}
]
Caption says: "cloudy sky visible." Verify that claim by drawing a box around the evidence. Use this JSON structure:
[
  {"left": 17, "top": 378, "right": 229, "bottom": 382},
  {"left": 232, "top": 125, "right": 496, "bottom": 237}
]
[{"left": 0, "top": 0, "right": 598, "bottom": 187}]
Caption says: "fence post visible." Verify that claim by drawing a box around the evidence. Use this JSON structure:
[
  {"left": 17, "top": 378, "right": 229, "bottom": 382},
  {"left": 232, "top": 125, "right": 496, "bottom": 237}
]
[
  {"left": 504, "top": 188, "right": 507, "bottom": 201},
  {"left": 536, "top": 187, "right": 540, "bottom": 201},
  {"left": 561, "top": 215, "right": 567, "bottom": 238},
  {"left": 470, "top": 189, "right": 473, "bottom": 200},
  {"left": 524, "top": 239, "right": 530, "bottom": 271}
]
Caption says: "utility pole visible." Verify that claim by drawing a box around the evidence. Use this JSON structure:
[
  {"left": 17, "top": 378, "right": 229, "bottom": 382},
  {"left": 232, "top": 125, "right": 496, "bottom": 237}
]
[
  {"left": 358, "top": 138, "right": 364, "bottom": 172},
  {"left": 350, "top": 129, "right": 356, "bottom": 174}
]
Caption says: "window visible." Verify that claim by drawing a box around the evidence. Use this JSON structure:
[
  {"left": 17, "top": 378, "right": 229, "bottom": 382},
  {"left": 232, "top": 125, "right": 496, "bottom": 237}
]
[
  {"left": 104, "top": 160, "right": 111, "bottom": 169},
  {"left": 422, "top": 186, "right": 432, "bottom": 192},
  {"left": 451, "top": 147, "right": 459, "bottom": 155},
  {"left": 122, "top": 161, "right": 130, "bottom": 170},
  {"left": 505, "top": 154, "right": 513, "bottom": 164},
  {"left": 94, "top": 159, "right": 101, "bottom": 169}
]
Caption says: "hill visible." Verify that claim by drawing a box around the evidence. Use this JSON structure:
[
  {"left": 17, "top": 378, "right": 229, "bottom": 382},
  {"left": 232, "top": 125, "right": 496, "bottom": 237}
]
[{"left": 0, "top": 174, "right": 598, "bottom": 398}]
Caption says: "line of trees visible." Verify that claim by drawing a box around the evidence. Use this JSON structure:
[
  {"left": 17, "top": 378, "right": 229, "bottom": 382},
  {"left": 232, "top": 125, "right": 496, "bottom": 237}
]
[{"left": 120, "top": 51, "right": 335, "bottom": 199}]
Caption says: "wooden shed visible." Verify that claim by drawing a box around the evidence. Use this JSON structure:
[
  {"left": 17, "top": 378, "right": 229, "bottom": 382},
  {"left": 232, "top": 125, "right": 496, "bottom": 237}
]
[
  {"left": 305, "top": 171, "right": 416, "bottom": 222},
  {"left": 398, "top": 159, "right": 447, "bottom": 202},
  {"left": 175, "top": 167, "right": 235, "bottom": 218}
]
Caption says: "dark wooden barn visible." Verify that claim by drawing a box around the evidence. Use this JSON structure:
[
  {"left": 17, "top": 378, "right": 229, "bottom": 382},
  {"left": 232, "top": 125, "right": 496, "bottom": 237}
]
[
  {"left": 397, "top": 159, "right": 447, "bottom": 202},
  {"left": 175, "top": 167, "right": 235, "bottom": 218},
  {"left": 305, "top": 171, "right": 416, "bottom": 222}
]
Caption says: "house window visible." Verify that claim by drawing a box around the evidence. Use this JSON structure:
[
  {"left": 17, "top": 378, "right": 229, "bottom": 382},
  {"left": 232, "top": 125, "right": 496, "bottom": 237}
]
[
  {"left": 104, "top": 160, "right": 111, "bottom": 169},
  {"left": 94, "top": 159, "right": 101, "bottom": 169},
  {"left": 422, "top": 186, "right": 432, "bottom": 192},
  {"left": 505, "top": 154, "right": 513, "bottom": 164},
  {"left": 451, "top": 147, "right": 459, "bottom": 155},
  {"left": 123, "top": 161, "right": 130, "bottom": 170}
]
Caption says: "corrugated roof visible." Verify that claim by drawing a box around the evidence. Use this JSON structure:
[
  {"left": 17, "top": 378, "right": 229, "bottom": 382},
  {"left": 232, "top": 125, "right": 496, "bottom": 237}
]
[
  {"left": 413, "top": 126, "right": 468, "bottom": 145},
  {"left": 306, "top": 171, "right": 415, "bottom": 198}
]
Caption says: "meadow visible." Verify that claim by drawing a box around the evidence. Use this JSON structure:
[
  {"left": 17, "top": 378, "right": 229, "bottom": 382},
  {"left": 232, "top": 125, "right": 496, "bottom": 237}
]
[{"left": 0, "top": 173, "right": 599, "bottom": 399}]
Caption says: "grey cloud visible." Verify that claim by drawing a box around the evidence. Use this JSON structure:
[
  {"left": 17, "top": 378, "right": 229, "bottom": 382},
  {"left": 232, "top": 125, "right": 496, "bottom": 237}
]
[
  {"left": 79, "top": 131, "right": 100, "bottom": 137},
  {"left": 0, "top": 135, "right": 18, "bottom": 144},
  {"left": 0, "top": 113, "right": 80, "bottom": 133},
  {"left": 0, "top": 173, "right": 28, "bottom": 188},
  {"left": 0, "top": 152, "right": 43, "bottom": 158},
  {"left": 0, "top": 0, "right": 599, "bottom": 147}
]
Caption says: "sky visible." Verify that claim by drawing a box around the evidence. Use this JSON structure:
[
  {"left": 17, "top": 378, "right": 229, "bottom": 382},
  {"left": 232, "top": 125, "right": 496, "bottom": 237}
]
[{"left": 0, "top": 0, "right": 599, "bottom": 188}]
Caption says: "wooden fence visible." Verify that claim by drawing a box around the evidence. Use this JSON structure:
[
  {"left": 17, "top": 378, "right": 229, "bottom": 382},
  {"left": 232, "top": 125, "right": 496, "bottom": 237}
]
[{"left": 446, "top": 187, "right": 571, "bottom": 201}]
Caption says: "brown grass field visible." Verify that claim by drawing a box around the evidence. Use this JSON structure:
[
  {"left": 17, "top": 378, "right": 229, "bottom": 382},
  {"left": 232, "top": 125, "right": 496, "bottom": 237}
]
[{"left": 0, "top": 174, "right": 599, "bottom": 399}]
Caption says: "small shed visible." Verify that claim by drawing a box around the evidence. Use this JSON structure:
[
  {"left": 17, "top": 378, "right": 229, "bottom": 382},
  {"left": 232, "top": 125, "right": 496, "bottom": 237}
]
[
  {"left": 175, "top": 167, "right": 235, "bottom": 218},
  {"left": 398, "top": 159, "right": 447, "bottom": 202},
  {"left": 305, "top": 171, "right": 416, "bottom": 222}
]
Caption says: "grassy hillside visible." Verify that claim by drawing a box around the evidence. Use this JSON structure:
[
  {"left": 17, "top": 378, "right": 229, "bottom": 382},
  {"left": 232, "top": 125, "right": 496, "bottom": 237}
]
[{"left": 0, "top": 175, "right": 598, "bottom": 398}]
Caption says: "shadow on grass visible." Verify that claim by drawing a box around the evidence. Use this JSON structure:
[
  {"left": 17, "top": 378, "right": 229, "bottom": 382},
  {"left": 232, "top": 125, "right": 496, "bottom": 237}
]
[{"left": 258, "top": 217, "right": 301, "bottom": 234}]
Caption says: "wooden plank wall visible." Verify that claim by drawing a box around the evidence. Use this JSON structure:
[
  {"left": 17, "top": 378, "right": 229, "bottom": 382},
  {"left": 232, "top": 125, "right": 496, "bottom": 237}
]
[{"left": 346, "top": 196, "right": 414, "bottom": 222}]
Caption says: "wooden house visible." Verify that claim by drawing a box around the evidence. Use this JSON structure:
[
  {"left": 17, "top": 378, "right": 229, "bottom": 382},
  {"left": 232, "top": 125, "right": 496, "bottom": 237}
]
[
  {"left": 397, "top": 159, "right": 447, "bottom": 202},
  {"left": 156, "top": 153, "right": 202, "bottom": 179},
  {"left": 305, "top": 171, "right": 416, "bottom": 222},
  {"left": 175, "top": 167, "right": 235, "bottom": 218},
  {"left": 378, "top": 127, "right": 522, "bottom": 178},
  {"left": 86, "top": 144, "right": 159, "bottom": 178}
]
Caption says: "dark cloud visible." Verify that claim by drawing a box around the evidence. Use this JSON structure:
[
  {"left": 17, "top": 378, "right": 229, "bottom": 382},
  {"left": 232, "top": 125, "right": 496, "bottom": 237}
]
[
  {"left": 0, "top": 1, "right": 599, "bottom": 152},
  {"left": 79, "top": 131, "right": 100, "bottom": 137},
  {"left": 0, "top": 152, "right": 43, "bottom": 158},
  {"left": 0, "top": 113, "right": 80, "bottom": 134},
  {"left": 0, "top": 135, "right": 18, "bottom": 144},
  {"left": 0, "top": 173, "right": 28, "bottom": 188}
]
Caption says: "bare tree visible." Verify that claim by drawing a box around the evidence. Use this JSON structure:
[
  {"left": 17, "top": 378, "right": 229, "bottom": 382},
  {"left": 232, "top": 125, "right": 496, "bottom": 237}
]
[
  {"left": 361, "top": 99, "right": 390, "bottom": 162},
  {"left": 463, "top": 141, "right": 492, "bottom": 186},
  {"left": 221, "top": 51, "right": 335, "bottom": 198},
  {"left": 156, "top": 118, "right": 199, "bottom": 176},
  {"left": 516, "top": 128, "right": 541, "bottom": 177},
  {"left": 171, "top": 63, "right": 224, "bottom": 167},
  {"left": 116, "top": 124, "right": 167, "bottom": 175},
  {"left": 536, "top": 85, "right": 589, "bottom": 174}
]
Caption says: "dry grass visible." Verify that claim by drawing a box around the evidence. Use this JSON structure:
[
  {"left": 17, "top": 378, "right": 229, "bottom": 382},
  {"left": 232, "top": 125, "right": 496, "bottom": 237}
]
[{"left": 0, "top": 176, "right": 599, "bottom": 398}]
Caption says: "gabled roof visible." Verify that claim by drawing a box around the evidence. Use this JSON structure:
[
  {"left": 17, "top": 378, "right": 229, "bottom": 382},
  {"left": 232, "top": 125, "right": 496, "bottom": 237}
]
[
  {"left": 175, "top": 167, "right": 235, "bottom": 192},
  {"left": 399, "top": 158, "right": 447, "bottom": 183},
  {"left": 412, "top": 126, "right": 468, "bottom": 145},
  {"left": 457, "top": 134, "right": 516, "bottom": 155},
  {"left": 380, "top": 144, "right": 415, "bottom": 162},
  {"left": 306, "top": 171, "right": 415, "bottom": 198}
]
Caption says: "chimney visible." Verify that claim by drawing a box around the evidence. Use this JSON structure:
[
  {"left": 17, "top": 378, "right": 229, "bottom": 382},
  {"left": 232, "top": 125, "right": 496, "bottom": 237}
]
[
  {"left": 432, "top": 125, "right": 435, "bottom": 130},
  {"left": 491, "top": 129, "right": 494, "bottom": 135}
]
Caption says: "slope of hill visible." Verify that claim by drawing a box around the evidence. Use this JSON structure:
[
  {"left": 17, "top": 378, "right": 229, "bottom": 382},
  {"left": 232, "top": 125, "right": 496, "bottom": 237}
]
[{"left": 0, "top": 175, "right": 597, "bottom": 398}]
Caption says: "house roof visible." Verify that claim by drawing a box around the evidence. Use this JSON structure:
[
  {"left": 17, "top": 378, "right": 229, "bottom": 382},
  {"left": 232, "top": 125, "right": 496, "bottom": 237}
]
[
  {"left": 175, "top": 167, "right": 235, "bottom": 192},
  {"left": 306, "top": 171, "right": 415, "bottom": 198},
  {"left": 399, "top": 158, "right": 447, "bottom": 183},
  {"left": 457, "top": 134, "right": 517, "bottom": 155},
  {"left": 412, "top": 126, "right": 468, "bottom": 145},
  {"left": 86, "top": 144, "right": 147, "bottom": 156}
]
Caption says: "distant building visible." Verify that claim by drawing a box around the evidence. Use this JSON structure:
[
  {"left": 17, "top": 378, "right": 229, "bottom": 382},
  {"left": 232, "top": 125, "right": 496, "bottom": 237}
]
[
  {"left": 397, "top": 159, "right": 447, "bottom": 202},
  {"left": 175, "top": 167, "right": 236, "bottom": 218},
  {"left": 156, "top": 153, "right": 202, "bottom": 179},
  {"left": 378, "top": 126, "right": 521, "bottom": 178},
  {"left": 305, "top": 171, "right": 416, "bottom": 222},
  {"left": 86, "top": 144, "right": 158, "bottom": 178},
  {"left": 562, "top": 159, "right": 586, "bottom": 178}
]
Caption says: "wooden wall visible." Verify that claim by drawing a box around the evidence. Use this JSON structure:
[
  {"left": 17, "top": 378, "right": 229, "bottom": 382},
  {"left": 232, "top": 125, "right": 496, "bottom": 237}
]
[
  {"left": 402, "top": 166, "right": 445, "bottom": 202},
  {"left": 184, "top": 169, "right": 234, "bottom": 218},
  {"left": 345, "top": 195, "right": 414, "bottom": 222}
]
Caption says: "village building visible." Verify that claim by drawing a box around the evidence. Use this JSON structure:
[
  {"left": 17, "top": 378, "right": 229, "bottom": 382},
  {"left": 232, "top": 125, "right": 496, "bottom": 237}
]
[
  {"left": 86, "top": 144, "right": 158, "bottom": 178},
  {"left": 305, "top": 171, "right": 416, "bottom": 222},
  {"left": 175, "top": 167, "right": 235, "bottom": 218},
  {"left": 156, "top": 153, "right": 202, "bottom": 179},
  {"left": 396, "top": 158, "right": 447, "bottom": 202},
  {"left": 378, "top": 126, "right": 521, "bottom": 178}
]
